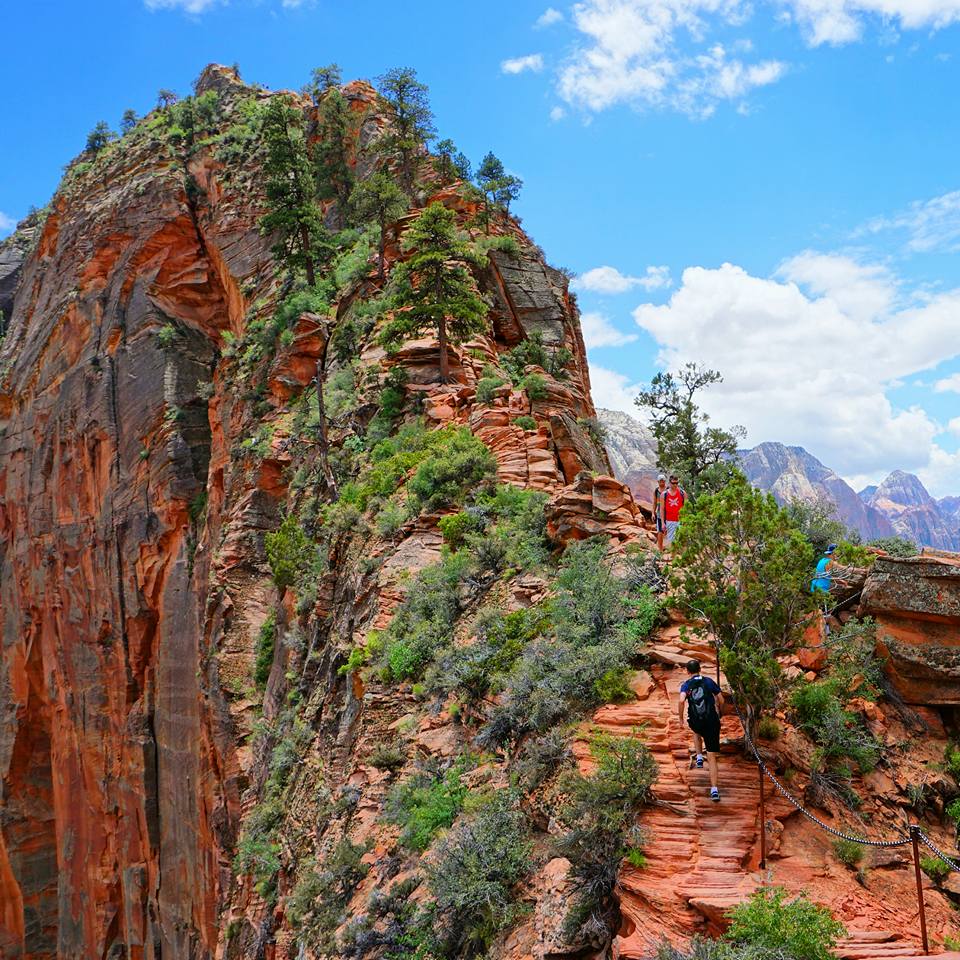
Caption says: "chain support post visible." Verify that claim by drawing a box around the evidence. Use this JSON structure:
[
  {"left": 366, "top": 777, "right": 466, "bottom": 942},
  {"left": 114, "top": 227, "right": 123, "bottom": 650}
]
[
  {"left": 758, "top": 758, "right": 767, "bottom": 869},
  {"left": 910, "top": 825, "right": 930, "bottom": 956}
]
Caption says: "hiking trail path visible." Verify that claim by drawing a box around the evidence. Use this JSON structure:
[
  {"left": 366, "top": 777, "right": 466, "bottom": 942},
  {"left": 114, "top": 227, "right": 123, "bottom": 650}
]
[{"left": 577, "top": 623, "right": 960, "bottom": 960}]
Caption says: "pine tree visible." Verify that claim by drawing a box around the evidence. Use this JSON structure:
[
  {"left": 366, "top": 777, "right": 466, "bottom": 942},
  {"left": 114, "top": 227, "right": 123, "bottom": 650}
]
[
  {"left": 85, "top": 121, "right": 114, "bottom": 155},
  {"left": 434, "top": 138, "right": 472, "bottom": 185},
  {"left": 376, "top": 67, "right": 436, "bottom": 197},
  {"left": 476, "top": 152, "right": 522, "bottom": 233},
  {"left": 381, "top": 203, "right": 488, "bottom": 382},
  {"left": 120, "top": 109, "right": 138, "bottom": 136},
  {"left": 157, "top": 89, "right": 178, "bottom": 110},
  {"left": 304, "top": 63, "right": 342, "bottom": 104},
  {"left": 260, "top": 95, "right": 328, "bottom": 286},
  {"left": 349, "top": 172, "right": 407, "bottom": 280},
  {"left": 313, "top": 88, "right": 354, "bottom": 211}
]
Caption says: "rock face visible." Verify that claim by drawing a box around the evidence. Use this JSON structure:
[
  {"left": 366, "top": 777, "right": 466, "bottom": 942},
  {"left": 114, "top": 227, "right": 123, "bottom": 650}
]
[
  {"left": 0, "top": 214, "right": 41, "bottom": 333},
  {"left": 598, "top": 407, "right": 660, "bottom": 505},
  {"left": 862, "top": 470, "right": 960, "bottom": 552},
  {"left": 738, "top": 442, "right": 894, "bottom": 540},
  {"left": 859, "top": 553, "right": 960, "bottom": 703}
]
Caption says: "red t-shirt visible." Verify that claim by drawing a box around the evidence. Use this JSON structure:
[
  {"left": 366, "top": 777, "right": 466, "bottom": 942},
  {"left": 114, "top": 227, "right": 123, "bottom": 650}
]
[{"left": 663, "top": 487, "right": 685, "bottom": 522}]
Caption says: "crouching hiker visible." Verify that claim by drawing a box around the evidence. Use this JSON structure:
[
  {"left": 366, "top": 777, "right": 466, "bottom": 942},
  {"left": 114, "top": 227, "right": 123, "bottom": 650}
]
[{"left": 678, "top": 659, "right": 724, "bottom": 802}]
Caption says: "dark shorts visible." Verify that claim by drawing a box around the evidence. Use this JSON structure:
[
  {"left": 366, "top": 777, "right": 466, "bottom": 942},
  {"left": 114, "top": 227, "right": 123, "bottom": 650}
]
[
  {"left": 689, "top": 717, "right": 721, "bottom": 753},
  {"left": 655, "top": 516, "right": 664, "bottom": 533}
]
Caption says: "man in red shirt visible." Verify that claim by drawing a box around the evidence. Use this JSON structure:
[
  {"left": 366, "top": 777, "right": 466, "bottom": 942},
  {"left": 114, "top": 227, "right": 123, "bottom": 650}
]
[{"left": 663, "top": 474, "right": 685, "bottom": 547}]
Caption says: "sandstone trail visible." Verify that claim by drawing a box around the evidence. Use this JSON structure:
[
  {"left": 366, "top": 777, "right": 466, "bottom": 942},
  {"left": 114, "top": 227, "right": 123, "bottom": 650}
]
[{"left": 1, "top": 60, "right": 960, "bottom": 960}]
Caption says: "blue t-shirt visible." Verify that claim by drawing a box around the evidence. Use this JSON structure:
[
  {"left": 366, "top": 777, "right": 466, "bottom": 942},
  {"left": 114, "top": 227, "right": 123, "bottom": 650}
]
[
  {"left": 811, "top": 555, "right": 832, "bottom": 593},
  {"left": 680, "top": 675, "right": 721, "bottom": 696}
]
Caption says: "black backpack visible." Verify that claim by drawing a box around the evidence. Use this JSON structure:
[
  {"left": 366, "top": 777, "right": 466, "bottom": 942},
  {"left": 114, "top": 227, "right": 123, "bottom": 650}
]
[{"left": 687, "top": 677, "right": 717, "bottom": 724}]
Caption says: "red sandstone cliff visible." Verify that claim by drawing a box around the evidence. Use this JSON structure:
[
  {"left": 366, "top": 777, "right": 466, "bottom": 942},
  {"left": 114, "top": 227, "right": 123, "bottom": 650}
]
[{"left": 3, "top": 62, "right": 960, "bottom": 960}]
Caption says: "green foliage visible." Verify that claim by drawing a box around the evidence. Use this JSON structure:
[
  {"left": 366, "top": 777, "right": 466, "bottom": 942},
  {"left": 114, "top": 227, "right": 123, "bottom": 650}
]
[
  {"left": 120, "top": 108, "right": 139, "bottom": 136},
  {"left": 513, "top": 415, "right": 537, "bottom": 431},
  {"left": 265, "top": 514, "right": 315, "bottom": 591},
  {"left": 867, "top": 536, "right": 918, "bottom": 558},
  {"left": 85, "top": 120, "right": 115, "bottom": 154},
  {"left": 427, "top": 791, "right": 532, "bottom": 958},
  {"left": 312, "top": 87, "right": 354, "bottom": 209},
  {"left": 921, "top": 855, "right": 951, "bottom": 884},
  {"left": 303, "top": 63, "right": 343, "bottom": 103},
  {"left": 833, "top": 838, "right": 864, "bottom": 867},
  {"left": 433, "top": 137, "right": 472, "bottom": 184},
  {"left": 670, "top": 472, "right": 815, "bottom": 721},
  {"left": 156, "top": 323, "right": 176, "bottom": 348},
  {"left": 519, "top": 372, "right": 548, "bottom": 402},
  {"left": 349, "top": 172, "right": 407, "bottom": 279},
  {"left": 556, "top": 730, "right": 657, "bottom": 942},
  {"left": 475, "top": 151, "right": 522, "bottom": 232},
  {"left": 369, "top": 741, "right": 407, "bottom": 772},
  {"left": 594, "top": 667, "right": 634, "bottom": 704},
  {"left": 756, "top": 716, "right": 781, "bottom": 740},
  {"left": 254, "top": 611, "right": 277, "bottom": 688},
  {"left": 784, "top": 498, "right": 849, "bottom": 557},
  {"left": 946, "top": 934, "right": 960, "bottom": 951},
  {"left": 387, "top": 760, "right": 470, "bottom": 850},
  {"left": 626, "top": 848, "right": 648, "bottom": 869},
  {"left": 475, "top": 375, "right": 506, "bottom": 404},
  {"left": 438, "top": 511, "right": 480, "bottom": 549},
  {"left": 261, "top": 94, "right": 329, "bottom": 284},
  {"left": 214, "top": 95, "right": 268, "bottom": 168},
  {"left": 725, "top": 887, "right": 845, "bottom": 960},
  {"left": 501, "top": 331, "right": 572, "bottom": 382},
  {"left": 287, "top": 838, "right": 370, "bottom": 953},
  {"left": 635, "top": 363, "right": 745, "bottom": 496},
  {"left": 376, "top": 66, "right": 436, "bottom": 195},
  {"left": 833, "top": 540, "right": 875, "bottom": 567},
  {"left": 406, "top": 429, "right": 496, "bottom": 511},
  {"left": 381, "top": 203, "right": 489, "bottom": 382},
  {"left": 365, "top": 365, "right": 408, "bottom": 443},
  {"left": 944, "top": 744, "right": 960, "bottom": 781},
  {"left": 476, "top": 234, "right": 521, "bottom": 258}
]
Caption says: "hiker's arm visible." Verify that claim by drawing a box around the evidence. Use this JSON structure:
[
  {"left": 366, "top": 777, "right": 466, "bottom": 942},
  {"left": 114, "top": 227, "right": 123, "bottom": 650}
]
[
  {"left": 677, "top": 692, "right": 686, "bottom": 722},
  {"left": 715, "top": 691, "right": 725, "bottom": 712}
]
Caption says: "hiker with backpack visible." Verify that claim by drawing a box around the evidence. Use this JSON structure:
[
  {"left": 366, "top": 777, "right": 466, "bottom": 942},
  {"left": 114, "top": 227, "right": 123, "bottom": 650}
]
[
  {"left": 678, "top": 659, "right": 724, "bottom": 801},
  {"left": 653, "top": 474, "right": 667, "bottom": 551},
  {"left": 662, "top": 474, "right": 686, "bottom": 548}
]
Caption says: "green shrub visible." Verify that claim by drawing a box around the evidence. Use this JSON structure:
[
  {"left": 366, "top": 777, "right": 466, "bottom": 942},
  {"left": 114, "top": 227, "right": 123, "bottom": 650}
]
[
  {"left": 513, "top": 414, "right": 537, "bottom": 431},
  {"left": 866, "top": 536, "right": 918, "bottom": 558},
  {"left": 254, "top": 612, "right": 277, "bottom": 689},
  {"left": 725, "top": 887, "right": 845, "bottom": 960},
  {"left": 944, "top": 744, "right": 960, "bottom": 780},
  {"left": 833, "top": 540, "right": 874, "bottom": 567},
  {"left": 157, "top": 323, "right": 176, "bottom": 347},
  {"left": 833, "top": 838, "right": 864, "bottom": 867},
  {"left": 265, "top": 514, "right": 315, "bottom": 592},
  {"left": 556, "top": 730, "right": 657, "bottom": 942},
  {"left": 946, "top": 798, "right": 960, "bottom": 824},
  {"left": 407, "top": 430, "right": 496, "bottom": 511},
  {"left": 366, "top": 365, "right": 408, "bottom": 443},
  {"left": 438, "top": 511, "right": 480, "bottom": 549},
  {"left": 427, "top": 791, "right": 532, "bottom": 957},
  {"left": 756, "top": 716, "right": 781, "bottom": 740},
  {"left": 501, "top": 332, "right": 571, "bottom": 382},
  {"left": 475, "top": 375, "right": 506, "bottom": 404},
  {"left": 387, "top": 761, "right": 470, "bottom": 851},
  {"left": 921, "top": 855, "right": 951, "bottom": 884},
  {"left": 625, "top": 848, "right": 648, "bottom": 869},
  {"left": 519, "top": 372, "right": 548, "bottom": 402},
  {"left": 594, "top": 667, "right": 634, "bottom": 704},
  {"left": 945, "top": 933, "right": 960, "bottom": 951},
  {"left": 369, "top": 741, "right": 407, "bottom": 773}
]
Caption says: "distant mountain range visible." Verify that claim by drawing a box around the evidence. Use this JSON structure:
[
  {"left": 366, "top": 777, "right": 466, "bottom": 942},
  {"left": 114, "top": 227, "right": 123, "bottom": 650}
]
[{"left": 597, "top": 408, "right": 960, "bottom": 552}]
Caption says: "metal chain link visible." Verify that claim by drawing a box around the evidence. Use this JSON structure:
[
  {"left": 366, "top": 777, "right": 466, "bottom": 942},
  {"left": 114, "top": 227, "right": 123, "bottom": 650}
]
[
  {"left": 918, "top": 829, "right": 960, "bottom": 872},
  {"left": 732, "top": 701, "right": 913, "bottom": 849}
]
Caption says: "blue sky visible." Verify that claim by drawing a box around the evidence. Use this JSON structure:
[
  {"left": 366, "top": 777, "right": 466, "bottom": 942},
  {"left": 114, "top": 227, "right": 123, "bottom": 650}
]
[{"left": 3, "top": 0, "right": 960, "bottom": 494}]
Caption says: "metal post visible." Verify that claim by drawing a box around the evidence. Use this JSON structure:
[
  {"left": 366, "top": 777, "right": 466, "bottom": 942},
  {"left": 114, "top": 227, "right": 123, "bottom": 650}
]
[
  {"left": 758, "top": 759, "right": 767, "bottom": 869},
  {"left": 910, "top": 826, "right": 929, "bottom": 956}
]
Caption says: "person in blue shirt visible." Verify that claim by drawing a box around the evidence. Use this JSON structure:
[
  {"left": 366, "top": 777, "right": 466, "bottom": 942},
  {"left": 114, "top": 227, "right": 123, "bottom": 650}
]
[
  {"left": 678, "top": 659, "right": 724, "bottom": 801},
  {"left": 811, "top": 544, "right": 837, "bottom": 595}
]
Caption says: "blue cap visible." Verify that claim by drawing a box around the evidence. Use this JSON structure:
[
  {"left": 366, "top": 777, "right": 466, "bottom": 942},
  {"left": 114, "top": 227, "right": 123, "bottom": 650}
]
[{"left": 825, "top": 544, "right": 837, "bottom": 554}]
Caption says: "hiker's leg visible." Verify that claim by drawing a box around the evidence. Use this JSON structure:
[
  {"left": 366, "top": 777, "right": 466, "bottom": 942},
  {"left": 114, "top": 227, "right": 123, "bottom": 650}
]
[
  {"left": 707, "top": 751, "right": 719, "bottom": 790},
  {"left": 692, "top": 731, "right": 703, "bottom": 756}
]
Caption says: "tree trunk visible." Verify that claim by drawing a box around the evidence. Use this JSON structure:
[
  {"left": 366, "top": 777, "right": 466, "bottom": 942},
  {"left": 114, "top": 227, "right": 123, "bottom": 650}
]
[
  {"left": 377, "top": 220, "right": 386, "bottom": 281},
  {"left": 301, "top": 224, "right": 316, "bottom": 287},
  {"left": 438, "top": 316, "right": 449, "bottom": 384}
]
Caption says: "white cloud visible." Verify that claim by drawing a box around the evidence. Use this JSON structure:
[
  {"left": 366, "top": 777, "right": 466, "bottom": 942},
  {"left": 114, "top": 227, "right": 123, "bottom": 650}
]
[
  {"left": 581, "top": 311, "right": 639, "bottom": 347},
  {"left": 536, "top": 7, "right": 565, "bottom": 26},
  {"left": 947, "top": 417, "right": 960, "bottom": 437},
  {"left": 858, "top": 190, "right": 960, "bottom": 253},
  {"left": 0, "top": 212, "right": 15, "bottom": 232},
  {"left": 550, "top": 105, "right": 567, "bottom": 120},
  {"left": 588, "top": 364, "right": 644, "bottom": 413},
  {"left": 630, "top": 255, "right": 960, "bottom": 492},
  {"left": 502, "top": 54, "right": 545, "bottom": 75},
  {"left": 556, "top": 0, "right": 786, "bottom": 116},
  {"left": 144, "top": 0, "right": 221, "bottom": 11},
  {"left": 781, "top": 0, "right": 960, "bottom": 46},
  {"left": 575, "top": 264, "right": 672, "bottom": 293},
  {"left": 934, "top": 372, "right": 960, "bottom": 393}
]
